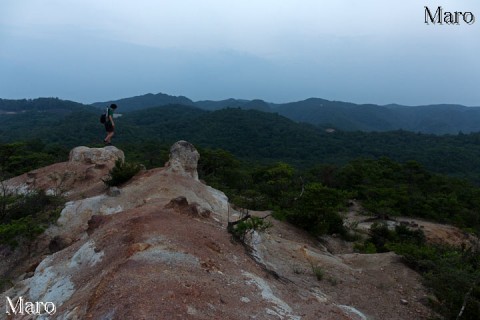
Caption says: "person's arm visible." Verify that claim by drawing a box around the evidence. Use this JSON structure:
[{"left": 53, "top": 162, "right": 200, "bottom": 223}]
[{"left": 108, "top": 108, "right": 115, "bottom": 127}]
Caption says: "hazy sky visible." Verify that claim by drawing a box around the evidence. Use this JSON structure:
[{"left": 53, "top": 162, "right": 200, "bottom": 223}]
[{"left": 1, "top": 0, "right": 479, "bottom": 105}]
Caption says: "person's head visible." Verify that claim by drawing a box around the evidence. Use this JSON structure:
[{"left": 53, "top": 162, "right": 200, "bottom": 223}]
[{"left": 110, "top": 103, "right": 118, "bottom": 110}]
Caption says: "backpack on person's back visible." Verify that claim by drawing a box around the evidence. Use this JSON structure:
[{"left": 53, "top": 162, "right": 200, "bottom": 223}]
[{"left": 100, "top": 107, "right": 109, "bottom": 124}]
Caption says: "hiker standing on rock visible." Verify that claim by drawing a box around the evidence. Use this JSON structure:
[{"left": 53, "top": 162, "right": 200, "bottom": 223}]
[{"left": 104, "top": 104, "right": 118, "bottom": 145}]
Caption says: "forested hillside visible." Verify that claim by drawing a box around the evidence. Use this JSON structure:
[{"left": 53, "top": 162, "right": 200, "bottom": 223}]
[
  {"left": 92, "top": 92, "right": 480, "bottom": 134},
  {"left": 271, "top": 99, "right": 480, "bottom": 134},
  {"left": 2, "top": 99, "right": 480, "bottom": 184}
]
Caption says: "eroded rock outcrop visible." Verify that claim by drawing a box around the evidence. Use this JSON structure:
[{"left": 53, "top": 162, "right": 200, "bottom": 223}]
[
  {"left": 69, "top": 145, "right": 124, "bottom": 166},
  {"left": 165, "top": 140, "right": 200, "bottom": 180},
  {"left": 0, "top": 141, "right": 434, "bottom": 320},
  {"left": 2, "top": 146, "right": 124, "bottom": 201}
]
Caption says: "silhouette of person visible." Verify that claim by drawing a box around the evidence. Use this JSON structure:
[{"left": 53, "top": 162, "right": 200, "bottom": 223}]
[{"left": 104, "top": 103, "right": 118, "bottom": 145}]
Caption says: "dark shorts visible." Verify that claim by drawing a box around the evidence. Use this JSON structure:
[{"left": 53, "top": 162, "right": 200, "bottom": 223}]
[{"left": 105, "top": 122, "right": 114, "bottom": 132}]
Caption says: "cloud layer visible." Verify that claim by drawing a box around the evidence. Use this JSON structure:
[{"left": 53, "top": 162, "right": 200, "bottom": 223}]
[{"left": 1, "top": 0, "right": 479, "bottom": 105}]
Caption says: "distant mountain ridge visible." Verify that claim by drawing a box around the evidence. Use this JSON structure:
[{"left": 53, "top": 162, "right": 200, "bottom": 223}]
[
  {"left": 2, "top": 93, "right": 480, "bottom": 134},
  {"left": 92, "top": 93, "right": 480, "bottom": 134},
  {"left": 91, "top": 92, "right": 195, "bottom": 112},
  {"left": 0, "top": 97, "right": 89, "bottom": 115},
  {"left": 272, "top": 99, "right": 480, "bottom": 134},
  {"left": 2, "top": 97, "right": 480, "bottom": 183}
]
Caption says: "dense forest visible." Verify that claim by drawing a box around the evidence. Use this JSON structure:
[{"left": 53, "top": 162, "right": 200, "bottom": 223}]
[{"left": 2, "top": 102, "right": 480, "bottom": 184}]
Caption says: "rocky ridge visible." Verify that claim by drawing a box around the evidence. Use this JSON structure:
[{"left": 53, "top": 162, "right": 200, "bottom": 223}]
[{"left": 0, "top": 141, "right": 439, "bottom": 319}]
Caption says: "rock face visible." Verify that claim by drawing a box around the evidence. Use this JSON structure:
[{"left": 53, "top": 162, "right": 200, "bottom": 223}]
[
  {"left": 165, "top": 140, "right": 200, "bottom": 180},
  {"left": 0, "top": 141, "right": 435, "bottom": 320},
  {"left": 69, "top": 146, "right": 124, "bottom": 166},
  {"left": 2, "top": 146, "right": 123, "bottom": 201}
]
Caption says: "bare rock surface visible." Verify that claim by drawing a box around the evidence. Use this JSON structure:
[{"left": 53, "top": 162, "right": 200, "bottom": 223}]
[
  {"left": 3, "top": 146, "right": 124, "bottom": 201},
  {"left": 165, "top": 140, "right": 200, "bottom": 180},
  {"left": 0, "top": 142, "right": 444, "bottom": 319},
  {"left": 68, "top": 145, "right": 125, "bottom": 166}
]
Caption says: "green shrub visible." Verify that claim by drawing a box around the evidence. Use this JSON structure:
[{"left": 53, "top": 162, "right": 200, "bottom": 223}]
[
  {"left": 285, "top": 183, "right": 348, "bottom": 237},
  {"left": 0, "top": 190, "right": 65, "bottom": 248},
  {"left": 231, "top": 189, "right": 269, "bottom": 211},
  {"left": 394, "top": 224, "right": 426, "bottom": 245},
  {"left": 312, "top": 265, "right": 324, "bottom": 281},
  {"left": 0, "top": 216, "right": 45, "bottom": 247},
  {"left": 3, "top": 190, "right": 63, "bottom": 223},
  {"left": 229, "top": 216, "right": 272, "bottom": 241},
  {"left": 103, "top": 159, "right": 142, "bottom": 187},
  {"left": 368, "top": 222, "right": 394, "bottom": 252},
  {"left": 354, "top": 241, "right": 377, "bottom": 254}
]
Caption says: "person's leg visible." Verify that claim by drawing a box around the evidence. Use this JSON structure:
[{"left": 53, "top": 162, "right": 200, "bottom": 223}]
[
  {"left": 105, "top": 131, "right": 114, "bottom": 143},
  {"left": 104, "top": 123, "right": 114, "bottom": 143}
]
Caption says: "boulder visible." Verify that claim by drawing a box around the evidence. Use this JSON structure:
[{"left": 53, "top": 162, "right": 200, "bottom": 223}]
[
  {"left": 69, "top": 146, "right": 124, "bottom": 166},
  {"left": 165, "top": 140, "right": 200, "bottom": 180}
]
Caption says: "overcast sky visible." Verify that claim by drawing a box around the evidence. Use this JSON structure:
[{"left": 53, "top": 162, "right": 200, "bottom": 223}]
[{"left": 1, "top": 0, "right": 479, "bottom": 106}]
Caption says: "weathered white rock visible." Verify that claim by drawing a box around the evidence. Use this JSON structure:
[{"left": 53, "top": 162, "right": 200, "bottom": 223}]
[
  {"left": 338, "top": 305, "right": 368, "bottom": 320},
  {"left": 69, "top": 146, "right": 124, "bottom": 166},
  {"left": 46, "top": 195, "right": 124, "bottom": 238},
  {"left": 29, "top": 255, "right": 76, "bottom": 307},
  {"left": 243, "top": 271, "right": 301, "bottom": 320},
  {"left": 165, "top": 140, "right": 200, "bottom": 180},
  {"left": 69, "top": 240, "right": 105, "bottom": 268}
]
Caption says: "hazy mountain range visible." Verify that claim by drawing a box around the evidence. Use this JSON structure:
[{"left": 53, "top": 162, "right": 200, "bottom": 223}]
[
  {"left": 91, "top": 92, "right": 480, "bottom": 134},
  {"left": 2, "top": 95, "right": 480, "bottom": 184},
  {"left": 1, "top": 93, "right": 479, "bottom": 134}
]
